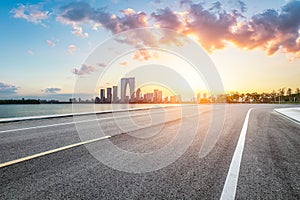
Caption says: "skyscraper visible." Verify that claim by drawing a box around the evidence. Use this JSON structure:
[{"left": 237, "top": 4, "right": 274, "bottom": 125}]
[
  {"left": 113, "top": 86, "right": 118, "bottom": 103},
  {"left": 107, "top": 88, "right": 112, "bottom": 103},
  {"left": 136, "top": 88, "right": 141, "bottom": 102},
  {"left": 158, "top": 90, "right": 162, "bottom": 103},
  {"left": 121, "top": 77, "right": 135, "bottom": 103},
  {"left": 154, "top": 89, "right": 159, "bottom": 103},
  {"left": 164, "top": 96, "right": 169, "bottom": 103},
  {"left": 154, "top": 89, "right": 162, "bottom": 103},
  {"left": 176, "top": 95, "right": 182, "bottom": 103},
  {"left": 100, "top": 89, "right": 105, "bottom": 103},
  {"left": 144, "top": 93, "right": 154, "bottom": 103},
  {"left": 197, "top": 93, "right": 201, "bottom": 104}
]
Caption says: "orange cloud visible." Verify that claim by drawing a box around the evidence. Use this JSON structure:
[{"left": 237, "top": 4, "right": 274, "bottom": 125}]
[{"left": 120, "top": 61, "right": 129, "bottom": 66}]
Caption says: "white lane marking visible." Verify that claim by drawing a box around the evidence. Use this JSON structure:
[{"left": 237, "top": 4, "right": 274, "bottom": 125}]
[
  {"left": 220, "top": 108, "right": 253, "bottom": 200},
  {"left": 0, "top": 104, "right": 195, "bottom": 123},
  {"left": 0, "top": 108, "right": 183, "bottom": 134},
  {"left": 0, "top": 106, "right": 166, "bottom": 123},
  {"left": 0, "top": 136, "right": 111, "bottom": 168},
  {"left": 0, "top": 121, "right": 76, "bottom": 134}
]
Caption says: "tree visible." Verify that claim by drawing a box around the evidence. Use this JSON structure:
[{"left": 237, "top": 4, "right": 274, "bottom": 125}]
[
  {"left": 278, "top": 88, "right": 285, "bottom": 103},
  {"left": 271, "top": 90, "right": 277, "bottom": 103},
  {"left": 296, "top": 88, "right": 300, "bottom": 102},
  {"left": 287, "top": 88, "right": 292, "bottom": 102}
]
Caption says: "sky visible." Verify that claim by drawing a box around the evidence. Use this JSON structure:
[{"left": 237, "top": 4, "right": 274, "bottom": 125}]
[{"left": 0, "top": 0, "right": 299, "bottom": 100}]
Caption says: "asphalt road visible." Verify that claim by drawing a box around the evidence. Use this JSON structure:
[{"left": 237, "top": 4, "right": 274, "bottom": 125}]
[{"left": 0, "top": 104, "right": 299, "bottom": 199}]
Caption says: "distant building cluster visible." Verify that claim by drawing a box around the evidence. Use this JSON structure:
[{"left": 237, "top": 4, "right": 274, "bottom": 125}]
[
  {"left": 95, "top": 77, "right": 182, "bottom": 104},
  {"left": 68, "top": 81, "right": 300, "bottom": 104}
]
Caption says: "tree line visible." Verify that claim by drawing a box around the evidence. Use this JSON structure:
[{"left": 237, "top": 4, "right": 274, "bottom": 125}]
[{"left": 213, "top": 87, "right": 300, "bottom": 103}]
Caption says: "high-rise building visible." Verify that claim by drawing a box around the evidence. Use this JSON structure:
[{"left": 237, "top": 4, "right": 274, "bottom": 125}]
[
  {"left": 176, "top": 95, "right": 182, "bottom": 103},
  {"left": 100, "top": 89, "right": 105, "bottom": 103},
  {"left": 121, "top": 77, "right": 135, "bottom": 103},
  {"left": 154, "top": 89, "right": 159, "bottom": 103},
  {"left": 107, "top": 88, "right": 112, "bottom": 103},
  {"left": 170, "top": 96, "right": 176, "bottom": 103},
  {"left": 144, "top": 93, "right": 154, "bottom": 103},
  {"left": 164, "top": 96, "right": 169, "bottom": 103},
  {"left": 154, "top": 89, "right": 162, "bottom": 103},
  {"left": 158, "top": 90, "right": 162, "bottom": 103},
  {"left": 136, "top": 88, "right": 141, "bottom": 102},
  {"left": 197, "top": 93, "right": 201, "bottom": 104},
  {"left": 113, "top": 86, "right": 118, "bottom": 103}
]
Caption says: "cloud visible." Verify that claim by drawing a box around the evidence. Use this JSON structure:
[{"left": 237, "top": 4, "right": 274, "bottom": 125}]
[
  {"left": 120, "top": 8, "right": 136, "bottom": 15},
  {"left": 132, "top": 49, "right": 159, "bottom": 61},
  {"left": 132, "top": 49, "right": 151, "bottom": 61},
  {"left": 56, "top": 0, "right": 300, "bottom": 59},
  {"left": 27, "top": 49, "right": 34, "bottom": 55},
  {"left": 120, "top": 61, "right": 129, "bottom": 66},
  {"left": 56, "top": 2, "right": 91, "bottom": 38},
  {"left": 72, "top": 24, "right": 89, "bottom": 38},
  {"left": 92, "top": 23, "right": 102, "bottom": 30},
  {"left": 181, "top": 2, "right": 239, "bottom": 52},
  {"left": 152, "top": 0, "right": 300, "bottom": 57},
  {"left": 151, "top": 7, "right": 182, "bottom": 29},
  {"left": 58, "top": 2, "right": 148, "bottom": 34},
  {"left": 10, "top": 4, "right": 50, "bottom": 27},
  {"left": 237, "top": 0, "right": 247, "bottom": 13},
  {"left": 227, "top": 0, "right": 300, "bottom": 57},
  {"left": 0, "top": 82, "right": 18, "bottom": 94},
  {"left": 97, "top": 62, "right": 107, "bottom": 67},
  {"left": 67, "top": 44, "right": 79, "bottom": 54},
  {"left": 43, "top": 88, "right": 61, "bottom": 94},
  {"left": 57, "top": 16, "right": 89, "bottom": 38},
  {"left": 73, "top": 64, "right": 97, "bottom": 75},
  {"left": 59, "top": 1, "right": 94, "bottom": 22},
  {"left": 46, "top": 40, "right": 56, "bottom": 47}
]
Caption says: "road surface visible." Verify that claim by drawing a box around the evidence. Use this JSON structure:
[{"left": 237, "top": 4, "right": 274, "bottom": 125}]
[{"left": 0, "top": 104, "right": 299, "bottom": 199}]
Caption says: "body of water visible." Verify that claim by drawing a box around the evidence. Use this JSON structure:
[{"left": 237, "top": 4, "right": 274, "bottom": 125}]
[{"left": 0, "top": 104, "right": 176, "bottom": 119}]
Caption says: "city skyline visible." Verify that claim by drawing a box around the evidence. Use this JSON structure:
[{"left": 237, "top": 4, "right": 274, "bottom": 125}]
[
  {"left": 95, "top": 77, "right": 182, "bottom": 104},
  {"left": 93, "top": 77, "right": 300, "bottom": 104}
]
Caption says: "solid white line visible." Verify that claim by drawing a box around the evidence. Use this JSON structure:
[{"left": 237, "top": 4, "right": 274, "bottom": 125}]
[
  {"left": 0, "top": 135, "right": 111, "bottom": 168},
  {"left": 0, "top": 121, "right": 76, "bottom": 134},
  {"left": 0, "top": 108, "right": 182, "bottom": 134},
  {"left": 0, "top": 105, "right": 183, "bottom": 123},
  {"left": 220, "top": 108, "right": 253, "bottom": 200}
]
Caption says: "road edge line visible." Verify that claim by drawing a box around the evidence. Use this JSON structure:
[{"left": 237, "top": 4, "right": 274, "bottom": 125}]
[
  {"left": 273, "top": 109, "right": 300, "bottom": 125},
  {"left": 220, "top": 108, "right": 253, "bottom": 200}
]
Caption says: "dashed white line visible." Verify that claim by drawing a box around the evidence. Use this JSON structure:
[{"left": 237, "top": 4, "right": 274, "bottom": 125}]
[
  {"left": 220, "top": 108, "right": 253, "bottom": 200},
  {"left": 0, "top": 135, "right": 111, "bottom": 168}
]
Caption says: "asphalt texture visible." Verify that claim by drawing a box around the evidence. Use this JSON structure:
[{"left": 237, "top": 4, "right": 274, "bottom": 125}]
[{"left": 0, "top": 104, "right": 299, "bottom": 199}]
